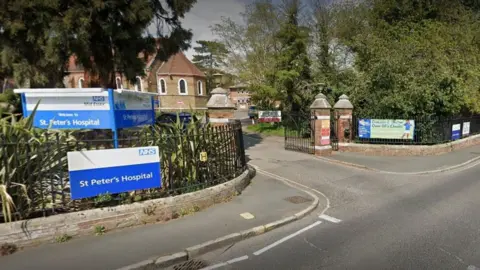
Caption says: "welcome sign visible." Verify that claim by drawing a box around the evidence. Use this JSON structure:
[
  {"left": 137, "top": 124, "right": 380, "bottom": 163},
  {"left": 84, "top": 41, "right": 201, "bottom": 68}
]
[
  {"left": 15, "top": 88, "right": 157, "bottom": 130},
  {"left": 358, "top": 119, "right": 415, "bottom": 140},
  {"left": 22, "top": 90, "right": 112, "bottom": 129},
  {"left": 67, "top": 146, "right": 161, "bottom": 200}
]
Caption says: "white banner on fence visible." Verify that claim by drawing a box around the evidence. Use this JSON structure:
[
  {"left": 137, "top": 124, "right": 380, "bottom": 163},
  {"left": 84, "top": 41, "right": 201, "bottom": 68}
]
[{"left": 463, "top": 122, "right": 470, "bottom": 136}]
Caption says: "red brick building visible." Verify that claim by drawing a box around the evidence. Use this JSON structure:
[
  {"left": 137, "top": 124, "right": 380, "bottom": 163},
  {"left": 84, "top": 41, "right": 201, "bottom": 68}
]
[
  {"left": 228, "top": 84, "right": 252, "bottom": 109},
  {"left": 63, "top": 51, "right": 207, "bottom": 111}
]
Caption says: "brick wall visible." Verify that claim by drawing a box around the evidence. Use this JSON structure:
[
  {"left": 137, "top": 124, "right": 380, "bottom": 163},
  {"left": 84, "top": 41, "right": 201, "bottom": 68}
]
[
  {"left": 229, "top": 88, "right": 251, "bottom": 109},
  {"left": 0, "top": 169, "right": 253, "bottom": 247},
  {"left": 156, "top": 75, "right": 207, "bottom": 110},
  {"left": 339, "top": 134, "right": 480, "bottom": 156}
]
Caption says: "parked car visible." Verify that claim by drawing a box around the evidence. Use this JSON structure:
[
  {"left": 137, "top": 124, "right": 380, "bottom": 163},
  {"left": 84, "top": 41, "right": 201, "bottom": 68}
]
[
  {"left": 156, "top": 112, "right": 194, "bottom": 125},
  {"left": 156, "top": 112, "right": 204, "bottom": 131},
  {"left": 248, "top": 106, "right": 258, "bottom": 119}
]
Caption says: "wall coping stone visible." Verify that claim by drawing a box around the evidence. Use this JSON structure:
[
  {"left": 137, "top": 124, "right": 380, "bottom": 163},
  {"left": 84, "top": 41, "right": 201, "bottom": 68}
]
[{"left": 339, "top": 134, "right": 480, "bottom": 156}]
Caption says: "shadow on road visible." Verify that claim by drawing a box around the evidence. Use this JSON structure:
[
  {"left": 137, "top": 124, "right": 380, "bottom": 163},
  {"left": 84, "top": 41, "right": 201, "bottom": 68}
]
[{"left": 243, "top": 133, "right": 263, "bottom": 163}]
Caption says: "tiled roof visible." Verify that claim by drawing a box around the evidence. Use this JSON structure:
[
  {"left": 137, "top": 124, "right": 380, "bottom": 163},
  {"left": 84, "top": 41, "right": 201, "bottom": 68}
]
[
  {"left": 66, "top": 51, "right": 157, "bottom": 72},
  {"left": 156, "top": 51, "right": 205, "bottom": 78}
]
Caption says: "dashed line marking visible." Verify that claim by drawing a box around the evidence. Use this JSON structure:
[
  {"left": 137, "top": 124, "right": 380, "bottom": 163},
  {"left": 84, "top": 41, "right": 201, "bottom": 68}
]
[
  {"left": 319, "top": 214, "right": 342, "bottom": 224},
  {"left": 240, "top": 212, "right": 255, "bottom": 219},
  {"left": 253, "top": 221, "right": 322, "bottom": 256},
  {"left": 227, "top": 255, "right": 249, "bottom": 264},
  {"left": 200, "top": 255, "right": 249, "bottom": 270}
]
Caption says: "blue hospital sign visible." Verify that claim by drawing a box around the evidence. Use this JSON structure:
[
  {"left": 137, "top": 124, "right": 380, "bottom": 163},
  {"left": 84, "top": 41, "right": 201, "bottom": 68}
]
[
  {"left": 67, "top": 146, "right": 162, "bottom": 200},
  {"left": 15, "top": 88, "right": 158, "bottom": 130},
  {"left": 113, "top": 91, "right": 155, "bottom": 128},
  {"left": 23, "top": 91, "right": 112, "bottom": 129}
]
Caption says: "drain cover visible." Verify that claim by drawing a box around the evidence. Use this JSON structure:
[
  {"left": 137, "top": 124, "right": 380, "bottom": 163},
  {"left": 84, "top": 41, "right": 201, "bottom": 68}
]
[
  {"left": 170, "top": 259, "right": 209, "bottom": 270},
  {"left": 284, "top": 196, "right": 312, "bottom": 204}
]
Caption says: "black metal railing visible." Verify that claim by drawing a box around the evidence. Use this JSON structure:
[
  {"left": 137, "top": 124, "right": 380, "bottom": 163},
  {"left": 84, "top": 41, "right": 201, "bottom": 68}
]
[
  {"left": 283, "top": 112, "right": 315, "bottom": 154},
  {"left": 0, "top": 121, "right": 246, "bottom": 223},
  {"left": 352, "top": 114, "right": 480, "bottom": 145}
]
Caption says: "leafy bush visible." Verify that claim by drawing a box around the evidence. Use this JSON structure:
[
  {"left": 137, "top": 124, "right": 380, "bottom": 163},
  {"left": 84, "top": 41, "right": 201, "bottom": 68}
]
[
  {"left": 0, "top": 104, "right": 80, "bottom": 222},
  {"left": 0, "top": 109, "right": 245, "bottom": 223}
]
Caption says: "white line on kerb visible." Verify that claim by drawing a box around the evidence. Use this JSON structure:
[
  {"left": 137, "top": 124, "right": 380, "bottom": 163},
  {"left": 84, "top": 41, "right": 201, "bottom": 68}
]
[
  {"left": 252, "top": 165, "right": 331, "bottom": 216},
  {"left": 253, "top": 221, "right": 322, "bottom": 256},
  {"left": 200, "top": 255, "right": 249, "bottom": 270},
  {"left": 319, "top": 214, "right": 342, "bottom": 224}
]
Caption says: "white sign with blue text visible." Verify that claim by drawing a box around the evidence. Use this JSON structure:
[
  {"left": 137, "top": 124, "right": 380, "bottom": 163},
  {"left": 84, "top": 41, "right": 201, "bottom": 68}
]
[
  {"left": 22, "top": 89, "right": 111, "bottom": 129},
  {"left": 67, "top": 146, "right": 161, "bottom": 200},
  {"left": 15, "top": 88, "right": 157, "bottom": 130}
]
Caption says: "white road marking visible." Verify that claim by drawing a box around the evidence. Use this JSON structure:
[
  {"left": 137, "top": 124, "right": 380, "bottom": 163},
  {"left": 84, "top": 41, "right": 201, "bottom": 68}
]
[
  {"left": 201, "top": 262, "right": 228, "bottom": 270},
  {"left": 467, "top": 265, "right": 479, "bottom": 270},
  {"left": 253, "top": 221, "right": 322, "bottom": 256},
  {"left": 200, "top": 255, "right": 249, "bottom": 270},
  {"left": 319, "top": 214, "right": 342, "bottom": 223},
  {"left": 252, "top": 165, "right": 331, "bottom": 216},
  {"left": 240, "top": 212, "right": 255, "bottom": 219},
  {"left": 227, "top": 255, "right": 249, "bottom": 264}
]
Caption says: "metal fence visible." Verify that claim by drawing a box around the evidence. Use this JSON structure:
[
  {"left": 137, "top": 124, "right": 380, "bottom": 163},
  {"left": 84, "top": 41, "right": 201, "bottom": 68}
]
[
  {"left": 352, "top": 115, "right": 480, "bottom": 145},
  {"left": 0, "top": 121, "right": 246, "bottom": 223},
  {"left": 284, "top": 112, "right": 315, "bottom": 154}
]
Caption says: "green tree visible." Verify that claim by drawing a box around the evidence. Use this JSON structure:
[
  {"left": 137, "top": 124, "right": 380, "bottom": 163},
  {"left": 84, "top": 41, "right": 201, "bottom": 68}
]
[
  {"left": 329, "top": 0, "right": 480, "bottom": 117},
  {"left": 68, "top": 0, "right": 197, "bottom": 88},
  {"left": 0, "top": 0, "right": 197, "bottom": 88},
  {"left": 274, "top": 0, "right": 312, "bottom": 113},
  {"left": 0, "top": 0, "right": 70, "bottom": 87},
  {"left": 192, "top": 40, "right": 228, "bottom": 92},
  {"left": 211, "top": 0, "right": 280, "bottom": 91}
]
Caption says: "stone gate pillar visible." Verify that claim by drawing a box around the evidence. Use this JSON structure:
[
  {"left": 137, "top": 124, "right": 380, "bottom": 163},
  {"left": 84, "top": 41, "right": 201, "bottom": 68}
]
[
  {"left": 333, "top": 94, "right": 354, "bottom": 144},
  {"left": 206, "top": 86, "right": 236, "bottom": 126},
  {"left": 310, "top": 93, "right": 332, "bottom": 156}
]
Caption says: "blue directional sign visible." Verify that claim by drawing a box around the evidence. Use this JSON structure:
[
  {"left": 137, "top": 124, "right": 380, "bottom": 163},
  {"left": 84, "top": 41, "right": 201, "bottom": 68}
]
[
  {"left": 67, "top": 146, "right": 161, "bottom": 200},
  {"left": 113, "top": 91, "right": 155, "bottom": 128},
  {"left": 452, "top": 124, "right": 461, "bottom": 140}
]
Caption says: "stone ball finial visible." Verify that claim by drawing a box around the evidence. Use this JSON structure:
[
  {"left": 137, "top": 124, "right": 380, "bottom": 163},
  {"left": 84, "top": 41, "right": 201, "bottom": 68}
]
[
  {"left": 334, "top": 94, "right": 353, "bottom": 109},
  {"left": 310, "top": 92, "right": 331, "bottom": 109}
]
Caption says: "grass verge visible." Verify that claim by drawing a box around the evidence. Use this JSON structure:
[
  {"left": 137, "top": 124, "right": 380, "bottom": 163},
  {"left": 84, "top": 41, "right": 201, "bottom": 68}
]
[{"left": 246, "top": 123, "right": 284, "bottom": 137}]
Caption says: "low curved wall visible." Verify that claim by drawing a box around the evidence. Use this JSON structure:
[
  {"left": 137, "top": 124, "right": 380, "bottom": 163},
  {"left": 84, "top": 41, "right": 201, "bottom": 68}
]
[
  {"left": 0, "top": 167, "right": 255, "bottom": 248},
  {"left": 339, "top": 134, "right": 480, "bottom": 156}
]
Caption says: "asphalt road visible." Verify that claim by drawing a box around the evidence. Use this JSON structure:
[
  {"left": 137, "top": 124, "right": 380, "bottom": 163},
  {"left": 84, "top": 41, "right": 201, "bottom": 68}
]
[{"left": 194, "top": 137, "right": 480, "bottom": 270}]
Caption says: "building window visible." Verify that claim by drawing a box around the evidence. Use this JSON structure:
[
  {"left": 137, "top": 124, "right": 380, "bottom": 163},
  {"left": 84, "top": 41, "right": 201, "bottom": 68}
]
[
  {"left": 158, "top": 78, "right": 167, "bottom": 94},
  {"left": 197, "top": 81, "right": 203, "bottom": 95},
  {"left": 78, "top": 78, "right": 84, "bottom": 88},
  {"left": 116, "top": 77, "right": 123, "bottom": 89},
  {"left": 134, "top": 76, "right": 143, "bottom": 92},
  {"left": 178, "top": 79, "right": 187, "bottom": 95}
]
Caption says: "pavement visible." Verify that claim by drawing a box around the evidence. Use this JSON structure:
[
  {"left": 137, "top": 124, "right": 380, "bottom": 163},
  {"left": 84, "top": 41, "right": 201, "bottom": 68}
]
[
  {"left": 3, "top": 128, "right": 480, "bottom": 270},
  {"left": 0, "top": 173, "right": 320, "bottom": 270},
  {"left": 193, "top": 135, "right": 480, "bottom": 270}
]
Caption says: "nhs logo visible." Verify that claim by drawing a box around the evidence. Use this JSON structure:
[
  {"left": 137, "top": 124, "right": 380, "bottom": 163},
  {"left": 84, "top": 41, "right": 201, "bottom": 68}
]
[
  {"left": 139, "top": 148, "right": 156, "bottom": 156},
  {"left": 92, "top": 96, "right": 105, "bottom": 102}
]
